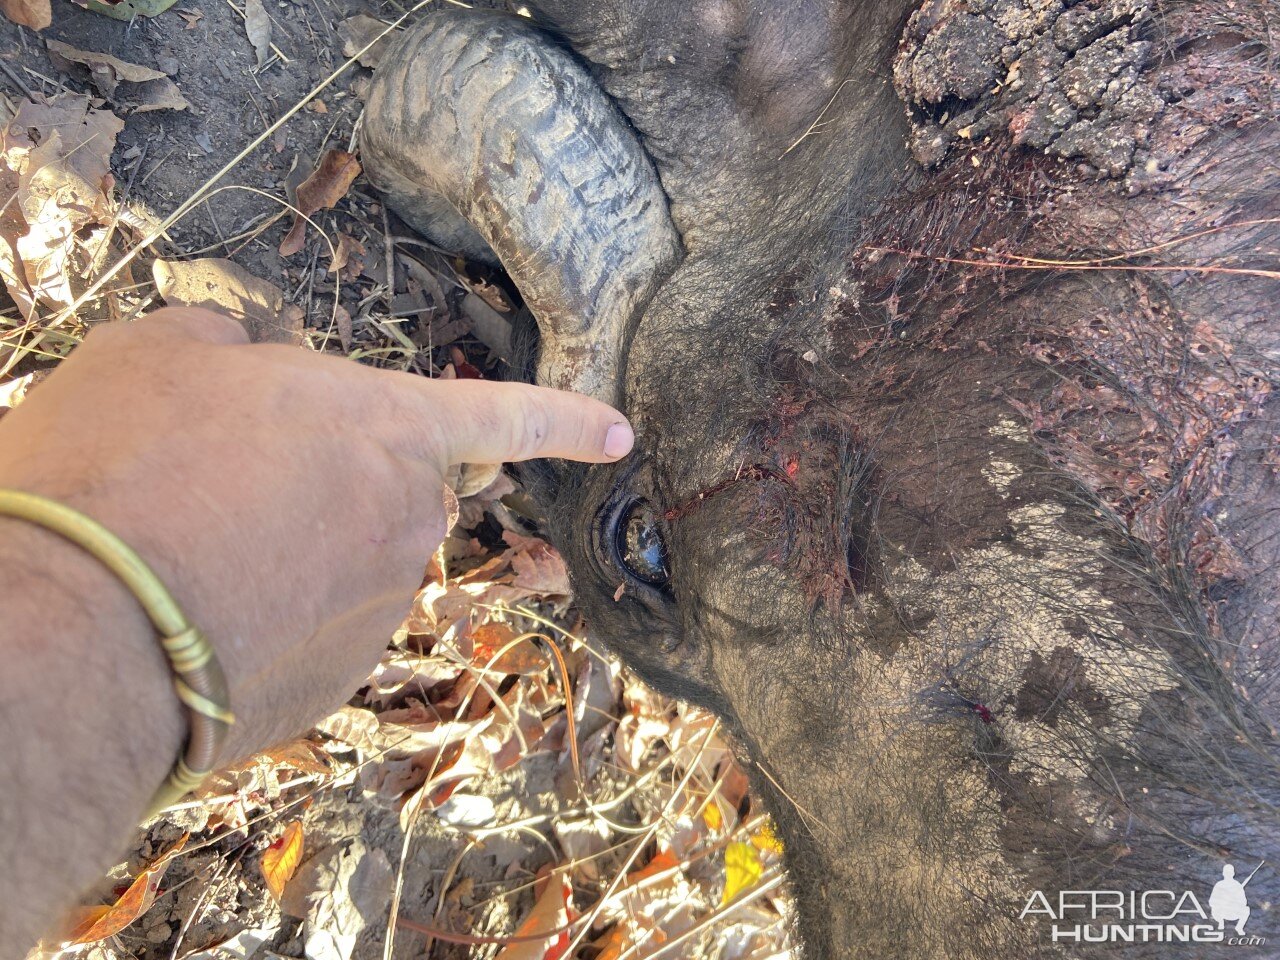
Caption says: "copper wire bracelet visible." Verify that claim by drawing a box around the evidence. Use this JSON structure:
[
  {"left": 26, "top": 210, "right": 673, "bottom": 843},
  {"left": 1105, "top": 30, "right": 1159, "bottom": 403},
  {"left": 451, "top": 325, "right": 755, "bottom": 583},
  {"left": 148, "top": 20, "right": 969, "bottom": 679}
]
[{"left": 0, "top": 489, "right": 234, "bottom": 820}]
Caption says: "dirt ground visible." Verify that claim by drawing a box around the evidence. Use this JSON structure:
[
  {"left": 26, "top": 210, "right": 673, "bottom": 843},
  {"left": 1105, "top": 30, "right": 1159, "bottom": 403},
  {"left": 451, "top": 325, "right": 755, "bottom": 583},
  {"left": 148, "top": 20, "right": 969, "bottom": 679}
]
[
  {"left": 3, "top": 0, "right": 365, "bottom": 262},
  {"left": 1, "top": 5, "right": 793, "bottom": 960}
]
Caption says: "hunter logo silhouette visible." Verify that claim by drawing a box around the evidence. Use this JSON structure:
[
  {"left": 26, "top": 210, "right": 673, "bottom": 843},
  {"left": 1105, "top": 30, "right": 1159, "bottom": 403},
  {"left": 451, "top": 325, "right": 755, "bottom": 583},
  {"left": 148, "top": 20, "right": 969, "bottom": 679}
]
[
  {"left": 1019, "top": 859, "right": 1268, "bottom": 945},
  {"left": 1211, "top": 863, "right": 1263, "bottom": 936}
]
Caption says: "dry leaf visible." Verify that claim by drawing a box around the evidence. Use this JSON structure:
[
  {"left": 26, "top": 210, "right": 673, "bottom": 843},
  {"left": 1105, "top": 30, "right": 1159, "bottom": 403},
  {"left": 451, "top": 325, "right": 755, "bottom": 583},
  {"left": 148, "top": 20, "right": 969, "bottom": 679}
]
[
  {"left": 472, "top": 621, "right": 550, "bottom": 676},
  {"left": 328, "top": 233, "right": 359, "bottom": 274},
  {"left": 244, "top": 0, "right": 272, "bottom": 69},
  {"left": 434, "top": 793, "right": 496, "bottom": 827},
  {"left": 751, "top": 820, "right": 784, "bottom": 854},
  {"left": 314, "top": 704, "right": 382, "bottom": 758},
  {"left": 0, "top": 0, "right": 50, "bottom": 28},
  {"left": 260, "top": 821, "right": 305, "bottom": 902},
  {"left": 0, "top": 164, "right": 34, "bottom": 319},
  {"left": 593, "top": 925, "right": 632, "bottom": 960},
  {"left": 332, "top": 303, "right": 353, "bottom": 352},
  {"left": 279, "top": 150, "right": 361, "bottom": 256},
  {"left": 0, "top": 94, "right": 124, "bottom": 314},
  {"left": 591, "top": 848, "right": 705, "bottom": 958},
  {"left": 364, "top": 654, "right": 461, "bottom": 708},
  {"left": 553, "top": 818, "right": 613, "bottom": 882},
  {"left": 338, "top": 15, "right": 394, "bottom": 69},
  {"left": 154, "top": 257, "right": 304, "bottom": 345},
  {"left": 468, "top": 277, "right": 513, "bottom": 313},
  {"left": 495, "top": 872, "right": 573, "bottom": 960},
  {"left": 0, "top": 372, "right": 36, "bottom": 409},
  {"left": 462, "top": 292, "right": 514, "bottom": 360},
  {"left": 337, "top": 235, "right": 366, "bottom": 282},
  {"left": 279, "top": 840, "right": 393, "bottom": 960},
  {"left": 47, "top": 41, "right": 190, "bottom": 113},
  {"left": 504, "top": 531, "right": 572, "bottom": 603},
  {"left": 124, "top": 79, "right": 191, "bottom": 113},
  {"left": 630, "top": 849, "right": 682, "bottom": 886},
  {"left": 703, "top": 803, "right": 723, "bottom": 832},
  {"left": 80, "top": 0, "right": 181, "bottom": 18},
  {"left": 63, "top": 834, "right": 189, "bottom": 944},
  {"left": 2, "top": 94, "right": 123, "bottom": 216},
  {"left": 231, "top": 740, "right": 333, "bottom": 778},
  {"left": 722, "top": 841, "right": 764, "bottom": 905},
  {"left": 47, "top": 40, "right": 164, "bottom": 89},
  {"left": 180, "top": 923, "right": 279, "bottom": 959}
]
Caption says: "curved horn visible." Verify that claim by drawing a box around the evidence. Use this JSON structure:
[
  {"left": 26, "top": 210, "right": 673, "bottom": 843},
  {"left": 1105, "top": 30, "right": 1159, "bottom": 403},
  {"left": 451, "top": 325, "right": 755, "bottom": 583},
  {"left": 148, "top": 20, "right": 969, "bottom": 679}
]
[{"left": 360, "top": 10, "right": 683, "bottom": 401}]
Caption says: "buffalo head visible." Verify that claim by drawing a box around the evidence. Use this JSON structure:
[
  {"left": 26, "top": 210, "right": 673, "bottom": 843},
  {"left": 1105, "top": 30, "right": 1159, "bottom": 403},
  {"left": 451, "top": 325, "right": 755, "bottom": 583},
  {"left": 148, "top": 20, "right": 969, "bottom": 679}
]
[{"left": 362, "top": 3, "right": 1280, "bottom": 956}]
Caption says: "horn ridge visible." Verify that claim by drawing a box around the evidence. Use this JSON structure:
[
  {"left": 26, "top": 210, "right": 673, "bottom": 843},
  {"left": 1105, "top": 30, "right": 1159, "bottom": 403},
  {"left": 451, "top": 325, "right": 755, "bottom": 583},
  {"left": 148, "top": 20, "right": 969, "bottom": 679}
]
[{"left": 362, "top": 9, "right": 683, "bottom": 400}]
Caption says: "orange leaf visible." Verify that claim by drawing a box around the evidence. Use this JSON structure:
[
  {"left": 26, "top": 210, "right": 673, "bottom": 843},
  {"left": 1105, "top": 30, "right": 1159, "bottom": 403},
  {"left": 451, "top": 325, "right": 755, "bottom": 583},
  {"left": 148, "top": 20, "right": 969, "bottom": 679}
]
[
  {"left": 495, "top": 872, "right": 573, "bottom": 960},
  {"left": 63, "top": 834, "right": 188, "bottom": 944},
  {"left": 63, "top": 906, "right": 110, "bottom": 944},
  {"left": 279, "top": 150, "right": 362, "bottom": 256},
  {"left": 260, "top": 821, "right": 304, "bottom": 902},
  {"left": 628, "top": 849, "right": 680, "bottom": 885},
  {"left": 592, "top": 924, "right": 629, "bottom": 960},
  {"left": 472, "top": 622, "right": 549, "bottom": 675},
  {"left": 0, "top": 0, "right": 51, "bottom": 29},
  {"left": 254, "top": 740, "right": 333, "bottom": 776}
]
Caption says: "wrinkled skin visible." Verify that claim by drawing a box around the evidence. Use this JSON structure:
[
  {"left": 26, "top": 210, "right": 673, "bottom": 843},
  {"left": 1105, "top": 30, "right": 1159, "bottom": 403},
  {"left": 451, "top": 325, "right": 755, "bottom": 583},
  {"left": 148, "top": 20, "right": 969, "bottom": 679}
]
[{"left": 384, "top": 1, "right": 1280, "bottom": 956}]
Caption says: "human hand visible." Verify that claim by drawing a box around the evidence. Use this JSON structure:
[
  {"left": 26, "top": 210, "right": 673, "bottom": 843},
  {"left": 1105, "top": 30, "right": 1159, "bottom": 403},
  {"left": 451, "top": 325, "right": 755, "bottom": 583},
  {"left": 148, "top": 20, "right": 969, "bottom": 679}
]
[{"left": 0, "top": 307, "right": 633, "bottom": 758}]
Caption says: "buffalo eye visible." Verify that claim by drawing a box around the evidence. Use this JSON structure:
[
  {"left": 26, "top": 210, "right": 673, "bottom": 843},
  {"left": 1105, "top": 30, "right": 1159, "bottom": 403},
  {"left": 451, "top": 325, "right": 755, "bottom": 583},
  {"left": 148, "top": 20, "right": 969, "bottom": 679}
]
[{"left": 615, "top": 500, "right": 669, "bottom": 586}]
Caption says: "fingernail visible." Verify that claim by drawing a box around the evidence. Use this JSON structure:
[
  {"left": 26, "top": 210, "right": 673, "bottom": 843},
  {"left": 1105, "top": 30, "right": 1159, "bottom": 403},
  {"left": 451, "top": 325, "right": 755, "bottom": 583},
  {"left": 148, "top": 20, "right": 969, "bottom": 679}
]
[{"left": 604, "top": 422, "right": 634, "bottom": 459}]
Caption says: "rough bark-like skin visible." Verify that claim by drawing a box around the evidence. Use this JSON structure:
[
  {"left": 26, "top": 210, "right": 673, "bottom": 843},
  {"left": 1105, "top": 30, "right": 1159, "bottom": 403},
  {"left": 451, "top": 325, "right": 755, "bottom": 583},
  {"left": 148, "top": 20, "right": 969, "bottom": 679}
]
[
  {"left": 894, "top": 0, "right": 1166, "bottom": 174},
  {"left": 377, "top": 2, "right": 1280, "bottom": 957}
]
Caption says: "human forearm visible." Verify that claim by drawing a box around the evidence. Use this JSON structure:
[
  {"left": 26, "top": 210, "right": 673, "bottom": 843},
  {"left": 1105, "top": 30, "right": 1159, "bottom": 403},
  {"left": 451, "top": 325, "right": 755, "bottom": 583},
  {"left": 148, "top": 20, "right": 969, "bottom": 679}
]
[
  {"left": 0, "top": 516, "right": 183, "bottom": 953},
  {"left": 0, "top": 308, "right": 633, "bottom": 952}
]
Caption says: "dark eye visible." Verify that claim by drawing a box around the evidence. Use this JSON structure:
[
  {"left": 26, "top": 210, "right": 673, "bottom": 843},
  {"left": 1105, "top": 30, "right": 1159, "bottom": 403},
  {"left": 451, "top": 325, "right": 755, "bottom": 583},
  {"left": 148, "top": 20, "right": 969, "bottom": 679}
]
[{"left": 615, "top": 500, "right": 669, "bottom": 586}]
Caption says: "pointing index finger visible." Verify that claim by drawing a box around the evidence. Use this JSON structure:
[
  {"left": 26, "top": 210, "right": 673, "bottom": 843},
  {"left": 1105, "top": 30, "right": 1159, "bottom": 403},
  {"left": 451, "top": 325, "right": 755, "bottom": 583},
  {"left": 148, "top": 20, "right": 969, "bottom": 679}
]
[{"left": 403, "top": 377, "right": 635, "bottom": 468}]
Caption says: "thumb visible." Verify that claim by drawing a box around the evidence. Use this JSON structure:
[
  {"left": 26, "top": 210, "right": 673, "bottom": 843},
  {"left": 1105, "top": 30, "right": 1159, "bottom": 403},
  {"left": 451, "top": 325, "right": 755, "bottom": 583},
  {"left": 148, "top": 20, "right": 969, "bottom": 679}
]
[{"left": 393, "top": 376, "right": 635, "bottom": 467}]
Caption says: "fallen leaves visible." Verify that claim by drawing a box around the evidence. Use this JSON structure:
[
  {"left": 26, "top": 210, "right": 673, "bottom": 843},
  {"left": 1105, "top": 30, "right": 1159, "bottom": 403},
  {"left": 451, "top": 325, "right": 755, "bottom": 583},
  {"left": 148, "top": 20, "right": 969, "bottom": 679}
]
[
  {"left": 154, "top": 257, "right": 305, "bottom": 345},
  {"left": 329, "top": 233, "right": 363, "bottom": 276},
  {"left": 0, "top": 93, "right": 126, "bottom": 319},
  {"left": 45, "top": 40, "right": 163, "bottom": 88},
  {"left": 279, "top": 149, "right": 362, "bottom": 257},
  {"left": 506, "top": 530, "right": 574, "bottom": 602},
  {"left": 496, "top": 872, "right": 574, "bottom": 960},
  {"left": 338, "top": 15, "right": 394, "bottom": 69},
  {"left": 0, "top": 0, "right": 49, "bottom": 29},
  {"left": 752, "top": 820, "right": 784, "bottom": 854},
  {"left": 279, "top": 839, "right": 393, "bottom": 960},
  {"left": 62, "top": 835, "right": 188, "bottom": 944},
  {"left": 722, "top": 842, "right": 765, "bottom": 904},
  {"left": 46, "top": 41, "right": 190, "bottom": 113},
  {"left": 80, "top": 0, "right": 180, "bottom": 20},
  {"left": 41, "top": 407, "right": 789, "bottom": 957},
  {"left": 244, "top": 0, "right": 272, "bottom": 69},
  {"left": 260, "top": 821, "right": 304, "bottom": 902}
]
